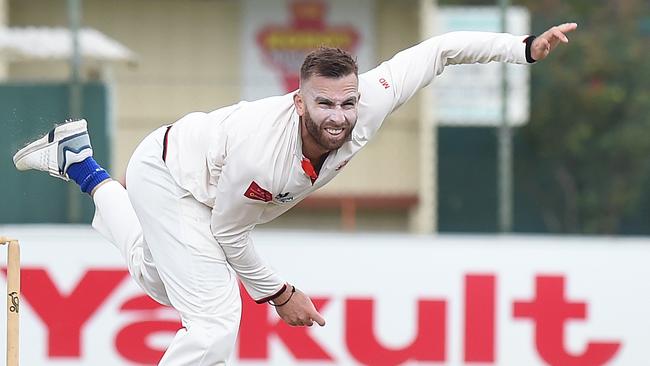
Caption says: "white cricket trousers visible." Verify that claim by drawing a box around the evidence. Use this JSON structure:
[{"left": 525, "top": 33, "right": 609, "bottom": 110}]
[{"left": 91, "top": 126, "right": 241, "bottom": 365}]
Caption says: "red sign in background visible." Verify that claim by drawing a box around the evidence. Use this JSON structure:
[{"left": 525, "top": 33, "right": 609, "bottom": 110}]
[
  {"left": 1, "top": 227, "right": 644, "bottom": 365},
  {"left": 256, "top": 0, "right": 360, "bottom": 92}
]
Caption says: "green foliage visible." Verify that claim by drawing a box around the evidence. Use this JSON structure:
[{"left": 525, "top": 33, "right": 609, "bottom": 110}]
[
  {"left": 438, "top": 0, "right": 650, "bottom": 233},
  {"left": 517, "top": 0, "right": 650, "bottom": 233}
]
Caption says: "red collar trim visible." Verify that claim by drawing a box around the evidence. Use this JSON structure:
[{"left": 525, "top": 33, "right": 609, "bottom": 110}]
[{"left": 301, "top": 157, "right": 318, "bottom": 184}]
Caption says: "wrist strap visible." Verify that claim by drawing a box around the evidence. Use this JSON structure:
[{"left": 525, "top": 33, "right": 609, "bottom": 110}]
[
  {"left": 524, "top": 35, "right": 537, "bottom": 63},
  {"left": 269, "top": 285, "right": 296, "bottom": 307},
  {"left": 256, "top": 284, "right": 287, "bottom": 304}
]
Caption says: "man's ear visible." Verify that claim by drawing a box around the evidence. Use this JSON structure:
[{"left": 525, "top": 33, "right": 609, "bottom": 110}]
[{"left": 293, "top": 91, "right": 305, "bottom": 117}]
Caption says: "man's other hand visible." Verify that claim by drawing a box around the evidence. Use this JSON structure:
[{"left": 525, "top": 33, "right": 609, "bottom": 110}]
[{"left": 273, "top": 285, "right": 326, "bottom": 327}]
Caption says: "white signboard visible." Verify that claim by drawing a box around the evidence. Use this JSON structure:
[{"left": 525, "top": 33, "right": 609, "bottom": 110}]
[
  {"left": 1, "top": 225, "right": 650, "bottom": 365},
  {"left": 433, "top": 6, "right": 531, "bottom": 126},
  {"left": 241, "top": 0, "right": 375, "bottom": 100}
]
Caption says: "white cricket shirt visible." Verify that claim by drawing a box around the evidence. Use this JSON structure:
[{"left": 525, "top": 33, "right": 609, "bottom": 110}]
[{"left": 163, "top": 31, "right": 531, "bottom": 302}]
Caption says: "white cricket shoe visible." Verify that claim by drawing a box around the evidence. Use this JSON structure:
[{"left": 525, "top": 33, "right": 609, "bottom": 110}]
[{"left": 13, "top": 119, "right": 93, "bottom": 181}]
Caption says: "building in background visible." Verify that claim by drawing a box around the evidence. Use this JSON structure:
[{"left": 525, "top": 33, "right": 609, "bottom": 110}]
[
  {"left": 3, "top": 0, "right": 424, "bottom": 232},
  {"left": 3, "top": 0, "right": 648, "bottom": 235}
]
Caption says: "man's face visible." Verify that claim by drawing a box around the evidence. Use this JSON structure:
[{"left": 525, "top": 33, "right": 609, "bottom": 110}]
[{"left": 295, "top": 73, "right": 360, "bottom": 151}]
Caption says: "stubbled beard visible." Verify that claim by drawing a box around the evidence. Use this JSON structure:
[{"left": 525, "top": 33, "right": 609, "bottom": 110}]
[{"left": 304, "top": 109, "right": 353, "bottom": 151}]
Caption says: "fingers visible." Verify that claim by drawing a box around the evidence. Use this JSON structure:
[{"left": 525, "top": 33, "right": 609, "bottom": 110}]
[
  {"left": 552, "top": 28, "right": 569, "bottom": 43},
  {"left": 312, "top": 310, "right": 326, "bottom": 327},
  {"left": 278, "top": 310, "right": 326, "bottom": 327},
  {"left": 556, "top": 22, "right": 578, "bottom": 33},
  {"left": 295, "top": 318, "right": 313, "bottom": 327},
  {"left": 547, "top": 23, "right": 578, "bottom": 43},
  {"left": 532, "top": 22, "right": 576, "bottom": 61},
  {"left": 274, "top": 289, "right": 326, "bottom": 327},
  {"left": 287, "top": 312, "right": 325, "bottom": 327},
  {"left": 284, "top": 317, "right": 319, "bottom": 327}
]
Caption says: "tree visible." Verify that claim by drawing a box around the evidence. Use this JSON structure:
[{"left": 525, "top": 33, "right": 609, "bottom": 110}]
[
  {"left": 440, "top": 0, "right": 650, "bottom": 233},
  {"left": 517, "top": 0, "right": 650, "bottom": 233}
]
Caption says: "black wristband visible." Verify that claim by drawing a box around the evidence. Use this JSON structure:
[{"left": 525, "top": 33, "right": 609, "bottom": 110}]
[
  {"left": 524, "top": 35, "right": 537, "bottom": 63},
  {"left": 269, "top": 285, "right": 296, "bottom": 307}
]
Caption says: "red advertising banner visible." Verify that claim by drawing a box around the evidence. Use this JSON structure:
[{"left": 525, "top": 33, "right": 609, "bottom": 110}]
[{"left": 0, "top": 226, "right": 647, "bottom": 365}]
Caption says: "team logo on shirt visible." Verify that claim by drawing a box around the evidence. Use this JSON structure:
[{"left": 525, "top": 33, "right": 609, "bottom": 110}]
[{"left": 244, "top": 181, "right": 273, "bottom": 202}]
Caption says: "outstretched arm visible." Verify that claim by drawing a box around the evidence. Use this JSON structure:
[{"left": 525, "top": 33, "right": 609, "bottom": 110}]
[{"left": 358, "top": 23, "right": 578, "bottom": 120}]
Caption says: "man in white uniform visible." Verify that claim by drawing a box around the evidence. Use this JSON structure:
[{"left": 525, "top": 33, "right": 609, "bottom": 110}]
[{"left": 13, "top": 23, "right": 576, "bottom": 365}]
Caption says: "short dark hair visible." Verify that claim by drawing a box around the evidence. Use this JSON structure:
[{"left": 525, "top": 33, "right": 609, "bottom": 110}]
[{"left": 300, "top": 47, "right": 358, "bottom": 82}]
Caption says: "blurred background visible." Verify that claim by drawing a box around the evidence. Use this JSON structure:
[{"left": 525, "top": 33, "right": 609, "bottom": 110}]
[
  {"left": 1, "top": 0, "right": 649, "bottom": 365},
  {"left": 1, "top": 0, "right": 649, "bottom": 235}
]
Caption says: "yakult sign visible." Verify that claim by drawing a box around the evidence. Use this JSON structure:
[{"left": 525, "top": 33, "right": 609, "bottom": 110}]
[{"left": 0, "top": 226, "right": 648, "bottom": 365}]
